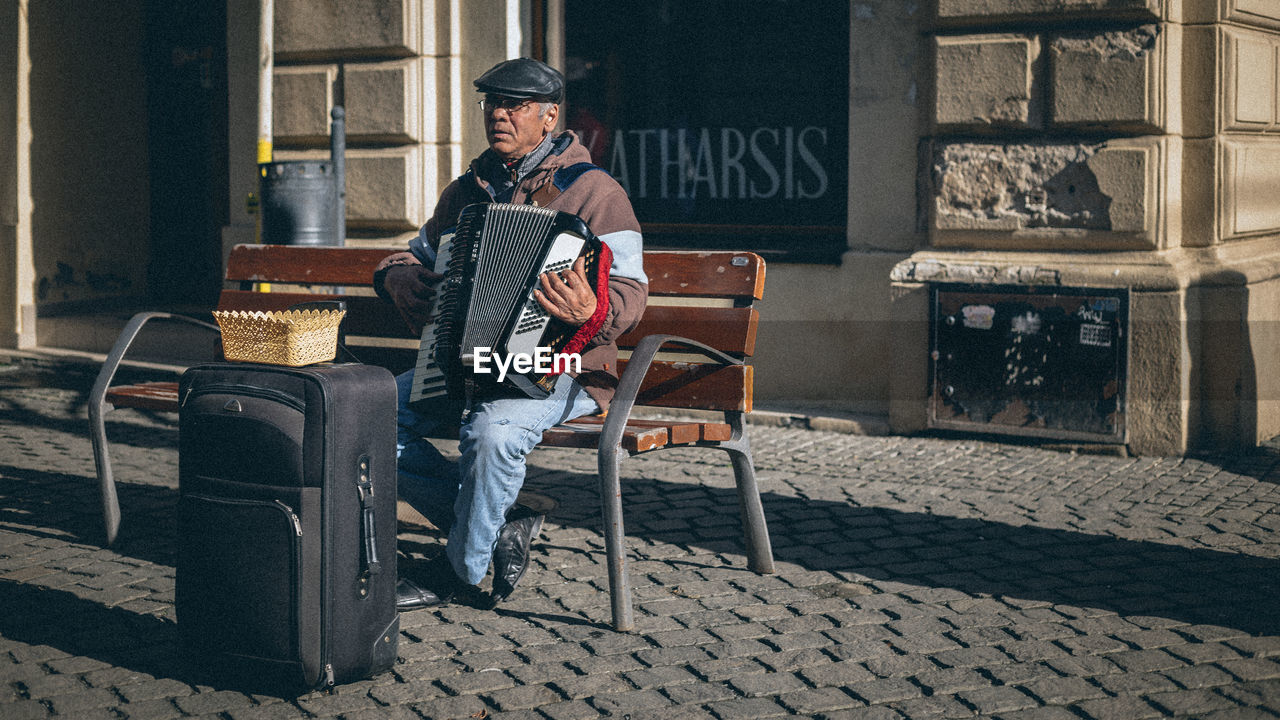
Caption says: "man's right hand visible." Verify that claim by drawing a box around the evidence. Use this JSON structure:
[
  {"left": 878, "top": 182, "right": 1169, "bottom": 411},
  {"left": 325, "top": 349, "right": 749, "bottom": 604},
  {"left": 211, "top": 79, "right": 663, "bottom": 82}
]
[{"left": 383, "top": 264, "right": 443, "bottom": 335}]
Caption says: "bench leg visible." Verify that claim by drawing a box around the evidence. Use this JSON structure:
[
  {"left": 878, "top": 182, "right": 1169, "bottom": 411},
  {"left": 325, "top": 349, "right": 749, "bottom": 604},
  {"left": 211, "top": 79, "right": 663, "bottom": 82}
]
[
  {"left": 723, "top": 414, "right": 774, "bottom": 575},
  {"left": 598, "top": 442, "right": 635, "bottom": 632},
  {"left": 85, "top": 311, "right": 219, "bottom": 546},
  {"left": 726, "top": 446, "right": 775, "bottom": 575},
  {"left": 87, "top": 401, "right": 121, "bottom": 546}
]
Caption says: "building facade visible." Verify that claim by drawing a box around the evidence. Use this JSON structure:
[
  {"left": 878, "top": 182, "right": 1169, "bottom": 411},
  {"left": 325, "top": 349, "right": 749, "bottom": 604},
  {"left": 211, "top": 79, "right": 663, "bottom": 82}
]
[{"left": 2, "top": 0, "right": 1278, "bottom": 455}]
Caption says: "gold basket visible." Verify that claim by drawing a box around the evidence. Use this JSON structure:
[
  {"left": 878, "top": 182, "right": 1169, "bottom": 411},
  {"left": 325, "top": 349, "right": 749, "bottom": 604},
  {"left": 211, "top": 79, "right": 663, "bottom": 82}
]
[{"left": 213, "top": 308, "right": 347, "bottom": 367}]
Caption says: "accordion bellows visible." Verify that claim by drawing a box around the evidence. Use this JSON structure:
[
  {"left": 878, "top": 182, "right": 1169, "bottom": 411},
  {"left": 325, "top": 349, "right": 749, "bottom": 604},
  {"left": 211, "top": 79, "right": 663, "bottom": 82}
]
[
  {"left": 410, "top": 202, "right": 611, "bottom": 405},
  {"left": 213, "top": 308, "right": 347, "bottom": 367}
]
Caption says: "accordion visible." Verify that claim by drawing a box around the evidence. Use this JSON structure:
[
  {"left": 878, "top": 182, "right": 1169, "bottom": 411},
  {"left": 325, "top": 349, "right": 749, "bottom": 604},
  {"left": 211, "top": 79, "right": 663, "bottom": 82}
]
[{"left": 408, "top": 203, "right": 612, "bottom": 407}]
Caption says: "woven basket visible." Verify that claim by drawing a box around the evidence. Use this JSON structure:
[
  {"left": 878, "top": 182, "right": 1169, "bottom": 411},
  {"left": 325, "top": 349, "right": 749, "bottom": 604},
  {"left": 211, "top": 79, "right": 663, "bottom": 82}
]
[{"left": 213, "top": 308, "right": 347, "bottom": 367}]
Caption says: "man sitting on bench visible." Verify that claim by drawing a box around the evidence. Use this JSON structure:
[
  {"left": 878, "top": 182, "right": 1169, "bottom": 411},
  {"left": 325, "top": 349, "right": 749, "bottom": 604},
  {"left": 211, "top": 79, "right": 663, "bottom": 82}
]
[{"left": 373, "top": 58, "right": 648, "bottom": 611}]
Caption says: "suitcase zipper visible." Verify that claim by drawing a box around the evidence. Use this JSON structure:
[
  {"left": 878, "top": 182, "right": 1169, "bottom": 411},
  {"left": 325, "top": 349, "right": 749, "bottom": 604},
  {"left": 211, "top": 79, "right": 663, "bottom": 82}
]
[
  {"left": 275, "top": 499, "right": 303, "bottom": 536},
  {"left": 182, "top": 383, "right": 306, "bottom": 412}
]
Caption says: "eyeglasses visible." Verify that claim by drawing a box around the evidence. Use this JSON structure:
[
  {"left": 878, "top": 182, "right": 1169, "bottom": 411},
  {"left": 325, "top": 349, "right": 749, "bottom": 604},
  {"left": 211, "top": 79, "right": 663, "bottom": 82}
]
[{"left": 479, "top": 97, "right": 536, "bottom": 115}]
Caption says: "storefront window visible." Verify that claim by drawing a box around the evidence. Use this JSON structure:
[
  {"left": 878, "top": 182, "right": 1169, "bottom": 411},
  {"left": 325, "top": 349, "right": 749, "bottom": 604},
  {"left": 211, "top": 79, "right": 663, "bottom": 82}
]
[{"left": 564, "top": 1, "right": 849, "bottom": 263}]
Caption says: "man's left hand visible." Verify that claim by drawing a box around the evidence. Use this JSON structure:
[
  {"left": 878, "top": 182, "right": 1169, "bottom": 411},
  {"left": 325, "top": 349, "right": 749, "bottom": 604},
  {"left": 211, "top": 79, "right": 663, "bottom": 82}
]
[{"left": 534, "top": 256, "right": 597, "bottom": 326}]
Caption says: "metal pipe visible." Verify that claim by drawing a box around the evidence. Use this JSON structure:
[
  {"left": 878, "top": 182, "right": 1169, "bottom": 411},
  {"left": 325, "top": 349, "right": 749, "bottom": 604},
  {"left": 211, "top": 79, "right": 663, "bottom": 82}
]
[
  {"left": 330, "top": 106, "right": 345, "bottom": 246},
  {"left": 257, "top": 0, "right": 273, "bottom": 164}
]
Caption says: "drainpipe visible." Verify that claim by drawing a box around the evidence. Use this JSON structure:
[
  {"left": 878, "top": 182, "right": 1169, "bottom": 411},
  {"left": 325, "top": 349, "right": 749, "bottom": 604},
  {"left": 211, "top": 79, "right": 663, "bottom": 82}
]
[
  {"left": 257, "top": 0, "right": 273, "bottom": 165},
  {"left": 331, "top": 106, "right": 345, "bottom": 246}
]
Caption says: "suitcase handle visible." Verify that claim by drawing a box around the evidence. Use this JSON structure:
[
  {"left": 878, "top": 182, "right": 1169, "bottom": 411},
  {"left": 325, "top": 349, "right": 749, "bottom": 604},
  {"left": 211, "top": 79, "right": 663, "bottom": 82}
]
[{"left": 357, "top": 456, "right": 381, "bottom": 576}]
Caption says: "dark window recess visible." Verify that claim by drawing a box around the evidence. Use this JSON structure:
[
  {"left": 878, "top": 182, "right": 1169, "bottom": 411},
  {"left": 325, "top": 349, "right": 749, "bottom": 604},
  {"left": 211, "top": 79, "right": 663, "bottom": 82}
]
[
  {"left": 563, "top": 1, "right": 849, "bottom": 263},
  {"left": 930, "top": 285, "right": 1128, "bottom": 443}
]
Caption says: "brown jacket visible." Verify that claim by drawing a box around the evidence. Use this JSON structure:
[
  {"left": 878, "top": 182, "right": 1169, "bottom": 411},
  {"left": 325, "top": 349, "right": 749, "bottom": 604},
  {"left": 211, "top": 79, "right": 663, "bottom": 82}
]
[{"left": 375, "top": 130, "right": 648, "bottom": 410}]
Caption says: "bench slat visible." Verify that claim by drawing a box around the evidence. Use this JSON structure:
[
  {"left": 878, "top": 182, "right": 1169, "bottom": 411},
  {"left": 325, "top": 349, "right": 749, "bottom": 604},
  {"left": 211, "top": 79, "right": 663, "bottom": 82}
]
[
  {"left": 105, "top": 382, "right": 180, "bottom": 411},
  {"left": 563, "top": 415, "right": 732, "bottom": 444},
  {"left": 643, "top": 251, "right": 765, "bottom": 300},
  {"left": 541, "top": 422, "right": 670, "bottom": 453},
  {"left": 216, "top": 291, "right": 417, "bottom": 339},
  {"left": 225, "top": 246, "right": 765, "bottom": 302},
  {"left": 617, "top": 360, "right": 751, "bottom": 413},
  {"left": 224, "top": 245, "right": 389, "bottom": 286},
  {"left": 617, "top": 306, "right": 758, "bottom": 356}
]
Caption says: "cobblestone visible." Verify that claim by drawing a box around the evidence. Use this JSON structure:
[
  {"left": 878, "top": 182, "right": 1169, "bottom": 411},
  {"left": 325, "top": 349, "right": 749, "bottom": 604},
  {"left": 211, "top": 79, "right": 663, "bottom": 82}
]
[{"left": 3, "top": 366, "right": 1280, "bottom": 719}]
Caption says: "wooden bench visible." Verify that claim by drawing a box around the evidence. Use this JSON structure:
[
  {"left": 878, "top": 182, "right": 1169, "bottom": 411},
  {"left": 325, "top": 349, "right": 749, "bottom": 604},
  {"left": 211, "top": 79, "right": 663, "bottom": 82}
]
[{"left": 89, "top": 243, "right": 774, "bottom": 631}]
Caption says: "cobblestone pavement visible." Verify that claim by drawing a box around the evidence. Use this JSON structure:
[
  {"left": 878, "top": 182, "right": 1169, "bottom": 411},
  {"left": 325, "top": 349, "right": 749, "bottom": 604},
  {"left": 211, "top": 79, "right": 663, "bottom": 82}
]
[{"left": 2, "top": 362, "right": 1280, "bottom": 719}]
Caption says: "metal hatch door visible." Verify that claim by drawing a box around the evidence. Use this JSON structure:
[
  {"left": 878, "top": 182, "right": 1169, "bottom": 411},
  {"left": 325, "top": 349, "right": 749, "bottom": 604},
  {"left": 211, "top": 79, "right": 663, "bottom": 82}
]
[{"left": 929, "top": 285, "right": 1128, "bottom": 443}]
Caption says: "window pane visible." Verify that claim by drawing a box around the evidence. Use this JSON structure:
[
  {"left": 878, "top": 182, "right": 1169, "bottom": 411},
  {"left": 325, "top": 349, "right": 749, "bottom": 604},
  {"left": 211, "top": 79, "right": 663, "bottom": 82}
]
[{"left": 565, "top": 1, "right": 849, "bottom": 262}]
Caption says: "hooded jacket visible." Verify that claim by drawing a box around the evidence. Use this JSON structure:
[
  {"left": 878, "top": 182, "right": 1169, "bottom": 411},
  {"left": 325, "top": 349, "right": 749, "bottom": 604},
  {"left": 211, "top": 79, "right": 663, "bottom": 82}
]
[{"left": 375, "top": 130, "right": 648, "bottom": 410}]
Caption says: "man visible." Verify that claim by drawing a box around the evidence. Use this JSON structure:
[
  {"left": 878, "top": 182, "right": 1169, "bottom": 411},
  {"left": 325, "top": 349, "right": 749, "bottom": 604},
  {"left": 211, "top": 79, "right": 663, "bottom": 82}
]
[{"left": 373, "top": 58, "right": 648, "bottom": 611}]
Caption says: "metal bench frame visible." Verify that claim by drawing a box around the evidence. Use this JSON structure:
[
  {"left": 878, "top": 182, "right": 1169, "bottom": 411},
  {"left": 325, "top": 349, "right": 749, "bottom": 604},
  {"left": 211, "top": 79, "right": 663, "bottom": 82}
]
[{"left": 88, "top": 245, "right": 774, "bottom": 631}]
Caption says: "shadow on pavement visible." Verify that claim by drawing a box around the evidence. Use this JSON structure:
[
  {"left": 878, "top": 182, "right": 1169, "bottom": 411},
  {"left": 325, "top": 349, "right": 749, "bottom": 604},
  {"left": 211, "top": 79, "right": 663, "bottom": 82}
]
[
  {"left": 0, "top": 464, "right": 177, "bottom": 567},
  {"left": 2, "top": 456, "right": 1279, "bottom": 657}
]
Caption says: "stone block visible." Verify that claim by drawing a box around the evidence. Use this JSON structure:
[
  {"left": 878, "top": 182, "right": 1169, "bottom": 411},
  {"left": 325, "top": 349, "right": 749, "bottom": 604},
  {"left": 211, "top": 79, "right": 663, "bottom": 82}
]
[
  {"left": 421, "top": 0, "right": 455, "bottom": 56},
  {"left": 1220, "top": 136, "right": 1280, "bottom": 239},
  {"left": 280, "top": 146, "right": 423, "bottom": 230},
  {"left": 1085, "top": 143, "right": 1152, "bottom": 233},
  {"left": 1050, "top": 25, "right": 1168, "bottom": 131},
  {"left": 1125, "top": 290, "right": 1193, "bottom": 457},
  {"left": 1246, "top": 276, "right": 1280, "bottom": 445},
  {"left": 1225, "top": 0, "right": 1280, "bottom": 31},
  {"left": 275, "top": 0, "right": 418, "bottom": 59},
  {"left": 1090, "top": 136, "right": 1179, "bottom": 247},
  {"left": 926, "top": 136, "right": 1176, "bottom": 250},
  {"left": 934, "top": 34, "right": 1040, "bottom": 129},
  {"left": 344, "top": 58, "right": 420, "bottom": 141},
  {"left": 935, "top": 0, "right": 1162, "bottom": 24},
  {"left": 1180, "top": 25, "right": 1218, "bottom": 138},
  {"left": 427, "top": 55, "right": 464, "bottom": 144},
  {"left": 345, "top": 147, "right": 422, "bottom": 230},
  {"left": 887, "top": 283, "right": 929, "bottom": 435},
  {"left": 272, "top": 65, "right": 335, "bottom": 142},
  {"left": 1182, "top": 138, "right": 1215, "bottom": 246},
  {"left": 1223, "top": 26, "right": 1279, "bottom": 131},
  {"left": 422, "top": 143, "right": 460, "bottom": 214}
]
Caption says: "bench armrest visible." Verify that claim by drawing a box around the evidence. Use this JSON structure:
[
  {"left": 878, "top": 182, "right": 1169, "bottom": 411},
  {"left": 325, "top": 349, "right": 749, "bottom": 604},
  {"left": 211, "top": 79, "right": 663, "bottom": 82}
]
[
  {"left": 88, "top": 312, "right": 221, "bottom": 416},
  {"left": 600, "top": 333, "right": 743, "bottom": 453}
]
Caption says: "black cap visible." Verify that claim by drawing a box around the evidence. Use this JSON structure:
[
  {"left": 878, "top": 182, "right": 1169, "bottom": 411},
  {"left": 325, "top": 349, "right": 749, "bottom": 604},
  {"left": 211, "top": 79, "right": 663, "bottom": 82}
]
[{"left": 474, "top": 58, "right": 564, "bottom": 103}]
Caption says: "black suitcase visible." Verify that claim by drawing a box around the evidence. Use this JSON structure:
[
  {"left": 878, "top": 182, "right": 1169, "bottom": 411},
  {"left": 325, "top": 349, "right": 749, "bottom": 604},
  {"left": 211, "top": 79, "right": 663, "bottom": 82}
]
[{"left": 176, "top": 362, "right": 399, "bottom": 691}]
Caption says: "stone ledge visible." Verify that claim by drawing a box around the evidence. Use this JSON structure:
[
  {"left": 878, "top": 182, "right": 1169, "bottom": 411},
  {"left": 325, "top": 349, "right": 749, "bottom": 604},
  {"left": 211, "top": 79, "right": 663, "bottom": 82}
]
[
  {"left": 931, "top": 0, "right": 1164, "bottom": 27},
  {"left": 891, "top": 236, "right": 1280, "bottom": 291}
]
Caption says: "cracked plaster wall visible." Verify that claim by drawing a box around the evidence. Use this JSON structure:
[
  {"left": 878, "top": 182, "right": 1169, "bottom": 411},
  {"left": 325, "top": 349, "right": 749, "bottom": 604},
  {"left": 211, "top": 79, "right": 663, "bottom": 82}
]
[{"left": 931, "top": 142, "right": 1111, "bottom": 231}]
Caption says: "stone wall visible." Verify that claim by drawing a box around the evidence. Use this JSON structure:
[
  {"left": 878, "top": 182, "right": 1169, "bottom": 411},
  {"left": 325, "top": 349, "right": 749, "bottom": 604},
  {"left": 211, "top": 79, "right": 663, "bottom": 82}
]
[
  {"left": 887, "top": 0, "right": 1280, "bottom": 454},
  {"left": 273, "top": 0, "right": 452, "bottom": 245},
  {"left": 266, "top": 0, "right": 1280, "bottom": 453},
  {"left": 927, "top": 15, "right": 1176, "bottom": 250},
  {"left": 271, "top": 0, "right": 530, "bottom": 245}
]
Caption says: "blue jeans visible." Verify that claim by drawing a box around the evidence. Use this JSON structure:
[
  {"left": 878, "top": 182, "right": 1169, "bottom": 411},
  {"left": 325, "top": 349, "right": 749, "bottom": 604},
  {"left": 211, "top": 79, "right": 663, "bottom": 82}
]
[{"left": 395, "top": 370, "right": 599, "bottom": 585}]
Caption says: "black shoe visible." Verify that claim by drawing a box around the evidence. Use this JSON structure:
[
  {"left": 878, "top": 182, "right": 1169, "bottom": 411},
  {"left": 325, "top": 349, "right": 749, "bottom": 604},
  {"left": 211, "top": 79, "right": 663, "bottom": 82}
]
[
  {"left": 395, "top": 557, "right": 460, "bottom": 612},
  {"left": 395, "top": 577, "right": 449, "bottom": 612},
  {"left": 490, "top": 504, "right": 545, "bottom": 605}
]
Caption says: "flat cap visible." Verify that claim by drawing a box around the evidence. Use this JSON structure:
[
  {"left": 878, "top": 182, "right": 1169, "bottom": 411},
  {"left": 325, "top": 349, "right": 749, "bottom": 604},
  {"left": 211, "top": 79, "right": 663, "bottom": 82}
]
[{"left": 474, "top": 58, "right": 564, "bottom": 103}]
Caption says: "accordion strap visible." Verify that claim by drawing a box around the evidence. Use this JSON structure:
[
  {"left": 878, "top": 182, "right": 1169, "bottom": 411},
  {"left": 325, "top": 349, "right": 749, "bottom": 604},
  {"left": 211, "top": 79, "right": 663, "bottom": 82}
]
[
  {"left": 527, "top": 162, "right": 605, "bottom": 208},
  {"left": 553, "top": 162, "right": 604, "bottom": 191},
  {"left": 559, "top": 240, "right": 613, "bottom": 361}
]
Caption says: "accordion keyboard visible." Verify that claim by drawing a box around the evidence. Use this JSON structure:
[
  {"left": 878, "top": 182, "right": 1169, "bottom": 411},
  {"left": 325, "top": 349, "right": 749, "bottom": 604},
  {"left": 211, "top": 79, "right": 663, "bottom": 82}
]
[
  {"left": 503, "top": 236, "right": 585, "bottom": 359},
  {"left": 408, "top": 236, "right": 454, "bottom": 405}
]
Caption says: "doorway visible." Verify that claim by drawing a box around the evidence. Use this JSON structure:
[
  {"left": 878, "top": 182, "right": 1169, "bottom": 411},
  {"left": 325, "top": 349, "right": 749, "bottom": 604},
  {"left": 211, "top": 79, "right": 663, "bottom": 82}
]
[{"left": 144, "top": 0, "right": 228, "bottom": 305}]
